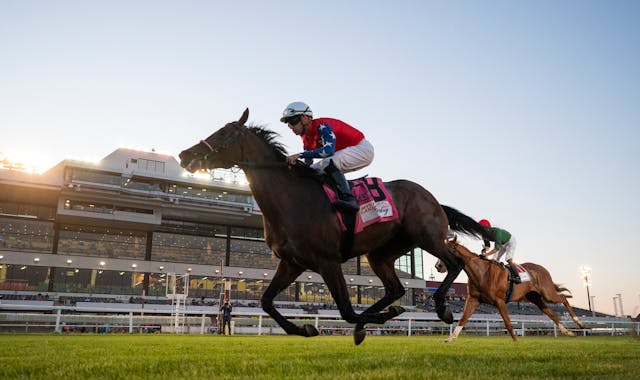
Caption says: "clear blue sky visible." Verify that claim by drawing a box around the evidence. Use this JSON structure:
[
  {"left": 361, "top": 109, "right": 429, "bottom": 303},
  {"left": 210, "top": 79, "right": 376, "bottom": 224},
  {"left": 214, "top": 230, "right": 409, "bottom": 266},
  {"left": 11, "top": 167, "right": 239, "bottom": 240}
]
[{"left": 1, "top": 1, "right": 638, "bottom": 316}]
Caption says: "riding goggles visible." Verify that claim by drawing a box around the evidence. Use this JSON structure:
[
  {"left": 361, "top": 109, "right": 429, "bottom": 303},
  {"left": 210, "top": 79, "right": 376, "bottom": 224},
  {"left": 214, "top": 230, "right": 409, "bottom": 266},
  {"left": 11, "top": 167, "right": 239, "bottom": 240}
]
[{"left": 286, "top": 115, "right": 302, "bottom": 126}]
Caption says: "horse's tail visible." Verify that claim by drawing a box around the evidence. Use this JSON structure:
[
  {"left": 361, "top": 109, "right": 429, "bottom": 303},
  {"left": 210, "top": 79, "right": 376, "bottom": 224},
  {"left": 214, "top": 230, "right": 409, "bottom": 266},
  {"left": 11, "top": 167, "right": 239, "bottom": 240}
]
[
  {"left": 441, "top": 205, "right": 494, "bottom": 241},
  {"left": 555, "top": 284, "right": 573, "bottom": 298}
]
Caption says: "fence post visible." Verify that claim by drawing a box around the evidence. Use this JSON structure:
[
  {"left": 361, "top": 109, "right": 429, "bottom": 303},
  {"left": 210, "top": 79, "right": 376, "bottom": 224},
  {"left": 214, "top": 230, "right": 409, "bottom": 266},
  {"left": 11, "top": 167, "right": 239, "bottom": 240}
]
[
  {"left": 408, "top": 319, "right": 412, "bottom": 336},
  {"left": 200, "top": 314, "right": 206, "bottom": 334},
  {"left": 258, "top": 315, "right": 262, "bottom": 336},
  {"left": 486, "top": 320, "right": 490, "bottom": 336},
  {"left": 129, "top": 312, "right": 133, "bottom": 333},
  {"left": 55, "top": 308, "right": 62, "bottom": 333}
]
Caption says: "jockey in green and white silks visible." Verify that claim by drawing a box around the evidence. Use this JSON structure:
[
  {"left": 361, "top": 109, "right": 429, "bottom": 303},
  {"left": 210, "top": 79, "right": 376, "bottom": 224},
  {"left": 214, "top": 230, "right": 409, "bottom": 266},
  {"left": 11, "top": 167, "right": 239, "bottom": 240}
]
[{"left": 479, "top": 219, "right": 521, "bottom": 283}]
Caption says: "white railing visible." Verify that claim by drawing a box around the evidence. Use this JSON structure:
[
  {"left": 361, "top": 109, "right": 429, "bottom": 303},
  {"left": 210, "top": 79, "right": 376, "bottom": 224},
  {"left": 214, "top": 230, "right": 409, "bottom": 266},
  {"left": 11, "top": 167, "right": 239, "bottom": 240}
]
[{"left": 1, "top": 303, "right": 638, "bottom": 336}]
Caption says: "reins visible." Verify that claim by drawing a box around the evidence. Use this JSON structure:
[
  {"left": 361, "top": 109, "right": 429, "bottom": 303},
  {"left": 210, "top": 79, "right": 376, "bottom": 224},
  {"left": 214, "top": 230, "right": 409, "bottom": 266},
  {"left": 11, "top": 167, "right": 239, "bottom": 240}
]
[{"left": 197, "top": 123, "right": 289, "bottom": 170}]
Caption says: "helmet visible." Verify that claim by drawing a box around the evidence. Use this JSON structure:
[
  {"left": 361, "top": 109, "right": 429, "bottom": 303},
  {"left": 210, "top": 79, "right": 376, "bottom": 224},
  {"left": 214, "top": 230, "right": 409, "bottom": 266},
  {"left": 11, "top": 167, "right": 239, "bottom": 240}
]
[
  {"left": 478, "top": 219, "right": 491, "bottom": 228},
  {"left": 280, "top": 101, "right": 313, "bottom": 122}
]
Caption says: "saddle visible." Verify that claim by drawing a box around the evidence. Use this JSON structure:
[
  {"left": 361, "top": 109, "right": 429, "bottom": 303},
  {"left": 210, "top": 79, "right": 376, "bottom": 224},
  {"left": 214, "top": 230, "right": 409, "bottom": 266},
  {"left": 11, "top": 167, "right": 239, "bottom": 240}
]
[
  {"left": 323, "top": 177, "right": 399, "bottom": 261},
  {"left": 504, "top": 264, "right": 530, "bottom": 302}
]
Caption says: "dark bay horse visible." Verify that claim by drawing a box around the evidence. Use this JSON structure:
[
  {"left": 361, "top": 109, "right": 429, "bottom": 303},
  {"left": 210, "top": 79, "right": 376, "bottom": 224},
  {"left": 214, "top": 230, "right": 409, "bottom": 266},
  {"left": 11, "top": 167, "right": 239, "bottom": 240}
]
[
  {"left": 436, "top": 236, "right": 587, "bottom": 342},
  {"left": 179, "top": 109, "right": 492, "bottom": 344}
]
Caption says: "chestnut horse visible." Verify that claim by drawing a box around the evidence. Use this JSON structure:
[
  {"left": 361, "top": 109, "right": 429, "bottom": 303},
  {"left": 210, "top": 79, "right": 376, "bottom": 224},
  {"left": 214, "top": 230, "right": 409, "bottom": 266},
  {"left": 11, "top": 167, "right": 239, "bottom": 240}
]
[
  {"left": 179, "top": 109, "right": 492, "bottom": 345},
  {"left": 435, "top": 236, "right": 587, "bottom": 342}
]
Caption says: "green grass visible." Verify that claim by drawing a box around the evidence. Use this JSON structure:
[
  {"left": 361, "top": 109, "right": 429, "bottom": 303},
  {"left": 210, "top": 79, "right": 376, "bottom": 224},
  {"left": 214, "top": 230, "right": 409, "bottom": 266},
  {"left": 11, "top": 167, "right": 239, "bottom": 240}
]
[{"left": 0, "top": 334, "right": 638, "bottom": 380}]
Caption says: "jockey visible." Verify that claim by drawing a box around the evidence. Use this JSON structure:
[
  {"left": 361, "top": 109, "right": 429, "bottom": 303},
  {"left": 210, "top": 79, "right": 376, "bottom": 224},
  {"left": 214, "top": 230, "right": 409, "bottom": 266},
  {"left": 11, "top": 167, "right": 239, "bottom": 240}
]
[
  {"left": 478, "top": 219, "right": 521, "bottom": 283},
  {"left": 280, "top": 101, "right": 374, "bottom": 213}
]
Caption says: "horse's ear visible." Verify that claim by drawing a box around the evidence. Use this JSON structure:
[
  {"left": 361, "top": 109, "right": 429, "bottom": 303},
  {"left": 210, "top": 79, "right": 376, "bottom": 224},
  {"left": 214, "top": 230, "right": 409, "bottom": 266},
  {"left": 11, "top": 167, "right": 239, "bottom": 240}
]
[{"left": 238, "top": 108, "right": 249, "bottom": 126}]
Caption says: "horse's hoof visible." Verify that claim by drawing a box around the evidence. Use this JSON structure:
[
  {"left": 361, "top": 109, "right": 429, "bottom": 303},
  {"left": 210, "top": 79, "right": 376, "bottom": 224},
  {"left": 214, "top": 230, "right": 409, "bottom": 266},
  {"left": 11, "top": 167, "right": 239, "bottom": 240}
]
[
  {"left": 389, "top": 305, "right": 406, "bottom": 317},
  {"left": 437, "top": 306, "right": 454, "bottom": 324},
  {"left": 302, "top": 324, "right": 319, "bottom": 337},
  {"left": 354, "top": 326, "right": 367, "bottom": 346}
]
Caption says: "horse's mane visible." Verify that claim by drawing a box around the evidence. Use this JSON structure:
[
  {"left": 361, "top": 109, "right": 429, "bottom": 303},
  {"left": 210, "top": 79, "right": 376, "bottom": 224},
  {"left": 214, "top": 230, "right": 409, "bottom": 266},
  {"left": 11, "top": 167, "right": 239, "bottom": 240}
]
[
  {"left": 246, "top": 125, "right": 288, "bottom": 158},
  {"left": 246, "top": 125, "right": 320, "bottom": 178},
  {"left": 449, "top": 240, "right": 506, "bottom": 269}
]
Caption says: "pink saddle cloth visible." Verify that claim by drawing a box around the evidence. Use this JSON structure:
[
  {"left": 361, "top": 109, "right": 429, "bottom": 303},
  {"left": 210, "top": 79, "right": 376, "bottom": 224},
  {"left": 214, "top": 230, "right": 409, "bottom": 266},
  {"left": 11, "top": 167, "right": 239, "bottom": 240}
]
[{"left": 323, "top": 177, "right": 399, "bottom": 233}]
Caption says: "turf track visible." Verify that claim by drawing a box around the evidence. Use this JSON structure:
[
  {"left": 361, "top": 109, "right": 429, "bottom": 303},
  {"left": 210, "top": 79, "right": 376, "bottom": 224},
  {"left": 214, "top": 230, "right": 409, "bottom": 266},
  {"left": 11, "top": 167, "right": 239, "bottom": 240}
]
[{"left": 1, "top": 334, "right": 638, "bottom": 379}]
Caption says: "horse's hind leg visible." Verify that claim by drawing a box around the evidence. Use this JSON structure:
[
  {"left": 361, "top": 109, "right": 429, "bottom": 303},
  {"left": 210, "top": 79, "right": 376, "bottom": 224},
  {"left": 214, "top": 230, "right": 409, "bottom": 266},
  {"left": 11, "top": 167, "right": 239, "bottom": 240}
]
[
  {"left": 425, "top": 240, "right": 463, "bottom": 324},
  {"left": 261, "top": 260, "right": 318, "bottom": 337},
  {"left": 319, "top": 262, "right": 399, "bottom": 331},
  {"left": 445, "top": 296, "right": 480, "bottom": 343},
  {"left": 560, "top": 297, "right": 587, "bottom": 329},
  {"left": 526, "top": 292, "right": 574, "bottom": 337},
  {"left": 353, "top": 250, "right": 407, "bottom": 345}
]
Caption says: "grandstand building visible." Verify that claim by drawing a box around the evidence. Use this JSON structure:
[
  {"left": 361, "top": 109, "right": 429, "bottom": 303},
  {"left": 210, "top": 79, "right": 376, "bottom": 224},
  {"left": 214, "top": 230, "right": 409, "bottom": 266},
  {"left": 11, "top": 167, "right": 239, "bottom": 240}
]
[{"left": 0, "top": 148, "right": 427, "bottom": 306}]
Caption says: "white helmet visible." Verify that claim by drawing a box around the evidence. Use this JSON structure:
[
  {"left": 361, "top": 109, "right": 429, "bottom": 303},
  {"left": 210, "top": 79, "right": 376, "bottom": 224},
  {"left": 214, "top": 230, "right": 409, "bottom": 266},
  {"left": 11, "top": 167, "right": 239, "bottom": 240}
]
[{"left": 280, "top": 101, "right": 313, "bottom": 122}]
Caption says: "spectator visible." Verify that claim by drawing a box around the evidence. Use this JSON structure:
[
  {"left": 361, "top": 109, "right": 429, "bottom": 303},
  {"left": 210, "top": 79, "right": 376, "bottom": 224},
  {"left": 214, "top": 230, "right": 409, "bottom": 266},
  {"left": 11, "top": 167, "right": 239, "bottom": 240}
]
[{"left": 221, "top": 301, "right": 232, "bottom": 335}]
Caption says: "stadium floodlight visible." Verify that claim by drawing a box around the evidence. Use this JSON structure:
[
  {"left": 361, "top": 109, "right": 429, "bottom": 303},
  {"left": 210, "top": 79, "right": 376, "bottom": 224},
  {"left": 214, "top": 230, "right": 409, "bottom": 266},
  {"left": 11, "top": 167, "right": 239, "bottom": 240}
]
[
  {"left": 66, "top": 259, "right": 73, "bottom": 265},
  {"left": 99, "top": 261, "right": 106, "bottom": 267},
  {"left": 579, "top": 266, "right": 593, "bottom": 312},
  {"left": 159, "top": 265, "right": 165, "bottom": 271},
  {"left": 579, "top": 266, "right": 592, "bottom": 286},
  {"left": 131, "top": 263, "right": 137, "bottom": 269},
  {"left": 33, "top": 257, "right": 40, "bottom": 263}
]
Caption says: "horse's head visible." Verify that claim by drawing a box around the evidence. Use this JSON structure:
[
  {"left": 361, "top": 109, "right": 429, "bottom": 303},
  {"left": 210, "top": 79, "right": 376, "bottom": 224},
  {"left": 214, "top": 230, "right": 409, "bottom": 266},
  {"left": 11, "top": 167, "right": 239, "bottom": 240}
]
[
  {"left": 434, "top": 259, "right": 447, "bottom": 273},
  {"left": 434, "top": 234, "right": 459, "bottom": 273},
  {"left": 179, "top": 108, "right": 250, "bottom": 173}
]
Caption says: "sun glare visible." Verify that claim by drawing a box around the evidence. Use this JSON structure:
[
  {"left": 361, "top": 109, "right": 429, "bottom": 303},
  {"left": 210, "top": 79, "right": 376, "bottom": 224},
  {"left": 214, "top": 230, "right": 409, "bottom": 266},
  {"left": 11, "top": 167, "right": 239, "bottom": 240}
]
[{"left": 0, "top": 150, "right": 55, "bottom": 174}]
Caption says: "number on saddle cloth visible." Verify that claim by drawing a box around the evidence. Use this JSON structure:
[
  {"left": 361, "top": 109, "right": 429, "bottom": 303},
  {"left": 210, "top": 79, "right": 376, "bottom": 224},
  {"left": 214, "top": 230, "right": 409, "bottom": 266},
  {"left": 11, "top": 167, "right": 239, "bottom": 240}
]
[{"left": 322, "top": 177, "right": 399, "bottom": 234}]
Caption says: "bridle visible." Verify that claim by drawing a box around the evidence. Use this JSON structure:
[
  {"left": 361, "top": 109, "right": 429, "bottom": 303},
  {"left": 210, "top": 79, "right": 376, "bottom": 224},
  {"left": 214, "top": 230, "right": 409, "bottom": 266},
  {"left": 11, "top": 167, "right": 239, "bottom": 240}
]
[
  {"left": 200, "top": 139, "right": 215, "bottom": 153},
  {"left": 192, "top": 123, "right": 287, "bottom": 169},
  {"left": 198, "top": 122, "right": 245, "bottom": 157}
]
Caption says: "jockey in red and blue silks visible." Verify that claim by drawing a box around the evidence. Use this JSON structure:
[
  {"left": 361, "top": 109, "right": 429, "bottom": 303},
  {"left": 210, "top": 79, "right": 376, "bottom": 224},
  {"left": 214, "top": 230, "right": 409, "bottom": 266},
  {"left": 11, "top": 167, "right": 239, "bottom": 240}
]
[{"left": 280, "top": 101, "right": 374, "bottom": 213}]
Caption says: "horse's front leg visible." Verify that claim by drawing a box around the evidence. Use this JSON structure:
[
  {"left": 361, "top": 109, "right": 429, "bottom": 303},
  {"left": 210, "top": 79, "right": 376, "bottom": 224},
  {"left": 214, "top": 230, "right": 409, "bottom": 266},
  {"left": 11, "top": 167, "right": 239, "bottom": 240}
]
[
  {"left": 261, "top": 260, "right": 318, "bottom": 337},
  {"left": 445, "top": 296, "right": 479, "bottom": 343},
  {"left": 495, "top": 301, "right": 518, "bottom": 341}
]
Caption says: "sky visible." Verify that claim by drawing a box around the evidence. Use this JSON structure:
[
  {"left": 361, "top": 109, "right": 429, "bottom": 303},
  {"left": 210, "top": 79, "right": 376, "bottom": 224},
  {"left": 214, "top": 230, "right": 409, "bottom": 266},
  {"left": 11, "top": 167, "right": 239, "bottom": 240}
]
[{"left": 1, "top": 1, "right": 638, "bottom": 317}]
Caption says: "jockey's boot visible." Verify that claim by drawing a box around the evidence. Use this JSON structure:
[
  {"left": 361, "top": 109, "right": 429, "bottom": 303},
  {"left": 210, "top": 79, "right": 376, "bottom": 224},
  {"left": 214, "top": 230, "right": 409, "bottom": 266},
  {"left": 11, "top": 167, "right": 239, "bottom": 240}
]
[
  {"left": 324, "top": 160, "right": 359, "bottom": 213},
  {"left": 508, "top": 261, "right": 522, "bottom": 284}
]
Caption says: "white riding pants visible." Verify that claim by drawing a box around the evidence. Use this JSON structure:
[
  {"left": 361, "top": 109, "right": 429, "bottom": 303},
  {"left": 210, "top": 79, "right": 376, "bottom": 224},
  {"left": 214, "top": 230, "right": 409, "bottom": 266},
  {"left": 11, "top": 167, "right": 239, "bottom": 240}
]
[
  {"left": 310, "top": 139, "right": 374, "bottom": 173},
  {"left": 493, "top": 237, "right": 516, "bottom": 262}
]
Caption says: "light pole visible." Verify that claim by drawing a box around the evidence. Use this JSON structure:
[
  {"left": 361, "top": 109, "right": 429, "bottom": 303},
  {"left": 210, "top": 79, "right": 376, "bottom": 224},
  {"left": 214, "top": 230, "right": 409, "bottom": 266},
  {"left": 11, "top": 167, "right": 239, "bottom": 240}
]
[
  {"left": 590, "top": 295, "right": 596, "bottom": 317},
  {"left": 579, "top": 266, "right": 592, "bottom": 313},
  {"left": 616, "top": 293, "right": 624, "bottom": 316},
  {"left": 613, "top": 296, "right": 618, "bottom": 316}
]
